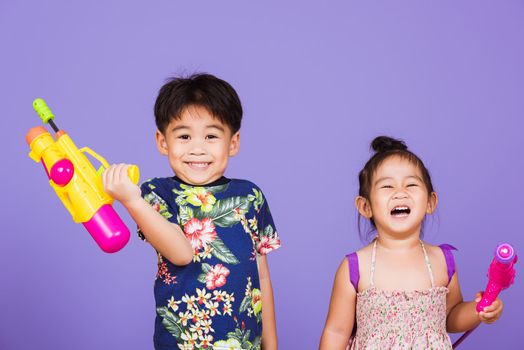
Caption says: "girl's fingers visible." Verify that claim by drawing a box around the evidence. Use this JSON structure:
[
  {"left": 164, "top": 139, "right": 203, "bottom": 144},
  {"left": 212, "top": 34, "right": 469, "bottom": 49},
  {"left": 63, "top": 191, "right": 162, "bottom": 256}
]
[{"left": 474, "top": 291, "right": 483, "bottom": 303}]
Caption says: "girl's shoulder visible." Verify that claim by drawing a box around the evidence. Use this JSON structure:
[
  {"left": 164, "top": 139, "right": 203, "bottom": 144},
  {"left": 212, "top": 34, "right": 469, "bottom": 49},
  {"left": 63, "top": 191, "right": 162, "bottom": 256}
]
[
  {"left": 422, "top": 241, "right": 458, "bottom": 258},
  {"left": 422, "top": 241, "right": 458, "bottom": 286}
]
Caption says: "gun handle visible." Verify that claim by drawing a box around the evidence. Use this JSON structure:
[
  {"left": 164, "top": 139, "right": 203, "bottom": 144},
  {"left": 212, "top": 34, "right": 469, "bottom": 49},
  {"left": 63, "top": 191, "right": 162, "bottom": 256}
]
[{"left": 476, "top": 282, "right": 502, "bottom": 312}]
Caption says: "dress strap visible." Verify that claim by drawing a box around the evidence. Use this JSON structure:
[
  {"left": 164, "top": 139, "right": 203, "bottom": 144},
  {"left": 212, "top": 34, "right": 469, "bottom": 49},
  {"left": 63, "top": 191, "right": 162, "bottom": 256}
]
[
  {"left": 439, "top": 244, "right": 458, "bottom": 285},
  {"left": 346, "top": 252, "right": 360, "bottom": 292},
  {"left": 370, "top": 239, "right": 377, "bottom": 286},
  {"left": 420, "top": 240, "right": 435, "bottom": 288}
]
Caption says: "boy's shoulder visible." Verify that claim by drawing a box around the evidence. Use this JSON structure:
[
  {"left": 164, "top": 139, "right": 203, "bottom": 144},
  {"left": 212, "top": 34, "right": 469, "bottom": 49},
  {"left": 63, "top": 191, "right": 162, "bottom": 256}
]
[{"left": 229, "top": 178, "right": 260, "bottom": 189}]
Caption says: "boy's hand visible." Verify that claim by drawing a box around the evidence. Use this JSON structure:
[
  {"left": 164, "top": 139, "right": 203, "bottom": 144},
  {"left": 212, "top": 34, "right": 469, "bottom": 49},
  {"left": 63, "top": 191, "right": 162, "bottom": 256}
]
[
  {"left": 475, "top": 291, "right": 504, "bottom": 324},
  {"left": 102, "top": 164, "right": 141, "bottom": 206}
]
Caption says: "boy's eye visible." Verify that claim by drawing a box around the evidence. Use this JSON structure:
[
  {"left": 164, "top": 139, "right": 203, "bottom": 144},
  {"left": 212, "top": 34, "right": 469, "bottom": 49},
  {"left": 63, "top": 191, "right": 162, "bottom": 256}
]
[
  {"left": 206, "top": 135, "right": 218, "bottom": 140},
  {"left": 178, "top": 135, "right": 190, "bottom": 140}
]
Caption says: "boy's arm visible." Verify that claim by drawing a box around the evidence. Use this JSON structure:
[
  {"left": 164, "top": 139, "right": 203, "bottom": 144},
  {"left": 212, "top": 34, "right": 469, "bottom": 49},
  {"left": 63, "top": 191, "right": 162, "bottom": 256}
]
[
  {"left": 446, "top": 272, "right": 504, "bottom": 332},
  {"left": 319, "top": 258, "right": 356, "bottom": 350},
  {"left": 258, "top": 254, "right": 277, "bottom": 350},
  {"left": 103, "top": 164, "right": 193, "bottom": 265}
]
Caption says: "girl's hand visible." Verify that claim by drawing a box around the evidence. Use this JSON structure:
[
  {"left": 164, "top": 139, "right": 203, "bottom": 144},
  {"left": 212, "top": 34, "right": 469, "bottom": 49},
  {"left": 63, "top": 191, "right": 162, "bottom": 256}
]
[
  {"left": 102, "top": 163, "right": 141, "bottom": 206},
  {"left": 475, "top": 291, "right": 504, "bottom": 324}
]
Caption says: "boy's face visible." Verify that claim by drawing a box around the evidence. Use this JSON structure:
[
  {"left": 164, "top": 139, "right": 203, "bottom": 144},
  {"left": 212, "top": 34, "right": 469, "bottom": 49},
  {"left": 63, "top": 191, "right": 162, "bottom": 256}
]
[{"left": 156, "top": 105, "right": 240, "bottom": 186}]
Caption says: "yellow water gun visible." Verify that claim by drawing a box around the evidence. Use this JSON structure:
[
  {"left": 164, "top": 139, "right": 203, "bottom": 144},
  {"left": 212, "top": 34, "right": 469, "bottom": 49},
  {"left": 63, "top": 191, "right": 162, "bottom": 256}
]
[{"left": 26, "top": 98, "right": 139, "bottom": 253}]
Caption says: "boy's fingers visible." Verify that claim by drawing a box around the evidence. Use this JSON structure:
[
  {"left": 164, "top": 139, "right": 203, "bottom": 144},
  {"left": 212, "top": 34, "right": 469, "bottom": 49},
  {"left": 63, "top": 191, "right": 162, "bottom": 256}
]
[
  {"left": 102, "top": 168, "right": 108, "bottom": 189},
  {"left": 118, "top": 163, "right": 130, "bottom": 182},
  {"left": 111, "top": 164, "right": 120, "bottom": 184}
]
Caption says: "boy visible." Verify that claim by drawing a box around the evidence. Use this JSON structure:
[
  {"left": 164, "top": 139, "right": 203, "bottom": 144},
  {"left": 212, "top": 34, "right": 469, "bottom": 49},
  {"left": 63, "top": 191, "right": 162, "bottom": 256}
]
[{"left": 103, "top": 73, "right": 280, "bottom": 350}]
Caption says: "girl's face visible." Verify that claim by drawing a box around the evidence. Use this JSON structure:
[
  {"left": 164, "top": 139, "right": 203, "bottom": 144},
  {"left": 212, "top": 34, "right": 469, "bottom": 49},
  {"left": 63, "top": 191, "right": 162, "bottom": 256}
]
[{"left": 357, "top": 155, "right": 437, "bottom": 238}]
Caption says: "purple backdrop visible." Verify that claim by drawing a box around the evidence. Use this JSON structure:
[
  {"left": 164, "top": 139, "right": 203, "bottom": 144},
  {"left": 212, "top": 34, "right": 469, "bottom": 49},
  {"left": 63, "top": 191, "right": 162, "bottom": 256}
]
[{"left": 2, "top": 1, "right": 523, "bottom": 349}]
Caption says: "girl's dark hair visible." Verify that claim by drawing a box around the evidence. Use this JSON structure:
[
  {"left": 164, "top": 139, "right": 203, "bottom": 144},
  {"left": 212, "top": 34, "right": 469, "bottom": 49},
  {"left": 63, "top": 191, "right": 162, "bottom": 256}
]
[
  {"left": 154, "top": 73, "right": 242, "bottom": 134},
  {"left": 357, "top": 136, "right": 435, "bottom": 241}
]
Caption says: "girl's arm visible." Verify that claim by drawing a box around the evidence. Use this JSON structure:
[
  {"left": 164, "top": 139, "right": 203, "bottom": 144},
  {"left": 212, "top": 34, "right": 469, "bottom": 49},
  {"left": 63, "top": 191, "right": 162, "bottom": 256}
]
[
  {"left": 319, "top": 258, "right": 356, "bottom": 350},
  {"left": 103, "top": 164, "right": 193, "bottom": 265},
  {"left": 446, "top": 271, "right": 504, "bottom": 332},
  {"left": 258, "top": 255, "right": 277, "bottom": 350}
]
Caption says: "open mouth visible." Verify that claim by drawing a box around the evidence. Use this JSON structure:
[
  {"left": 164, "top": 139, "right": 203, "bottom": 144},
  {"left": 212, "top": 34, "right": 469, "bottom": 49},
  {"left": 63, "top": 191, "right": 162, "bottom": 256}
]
[{"left": 390, "top": 206, "right": 411, "bottom": 217}]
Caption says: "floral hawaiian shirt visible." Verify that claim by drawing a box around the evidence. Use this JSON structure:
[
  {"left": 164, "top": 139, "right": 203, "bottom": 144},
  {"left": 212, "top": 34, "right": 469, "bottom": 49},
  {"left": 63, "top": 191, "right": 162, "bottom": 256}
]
[{"left": 138, "top": 176, "right": 281, "bottom": 350}]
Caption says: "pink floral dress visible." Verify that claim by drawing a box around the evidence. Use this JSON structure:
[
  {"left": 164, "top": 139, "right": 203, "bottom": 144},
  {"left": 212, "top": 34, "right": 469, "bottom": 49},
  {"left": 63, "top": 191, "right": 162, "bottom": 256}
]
[{"left": 348, "top": 240, "right": 453, "bottom": 350}]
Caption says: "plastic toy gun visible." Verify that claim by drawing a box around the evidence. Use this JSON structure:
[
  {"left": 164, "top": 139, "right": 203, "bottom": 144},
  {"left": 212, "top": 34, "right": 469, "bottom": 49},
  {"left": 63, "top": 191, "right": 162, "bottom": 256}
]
[
  {"left": 476, "top": 242, "right": 517, "bottom": 312},
  {"left": 453, "top": 242, "right": 517, "bottom": 348},
  {"left": 25, "top": 98, "right": 139, "bottom": 253}
]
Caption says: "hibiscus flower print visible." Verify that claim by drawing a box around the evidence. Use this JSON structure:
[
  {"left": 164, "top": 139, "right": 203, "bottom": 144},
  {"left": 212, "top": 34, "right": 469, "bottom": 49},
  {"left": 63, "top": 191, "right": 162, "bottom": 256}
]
[
  {"left": 257, "top": 235, "right": 281, "bottom": 255},
  {"left": 183, "top": 217, "right": 217, "bottom": 251},
  {"left": 205, "top": 264, "right": 230, "bottom": 290}
]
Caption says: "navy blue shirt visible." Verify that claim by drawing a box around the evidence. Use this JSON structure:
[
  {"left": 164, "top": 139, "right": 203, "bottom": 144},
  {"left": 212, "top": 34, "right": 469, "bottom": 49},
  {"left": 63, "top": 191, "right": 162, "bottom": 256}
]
[{"left": 138, "top": 177, "right": 281, "bottom": 350}]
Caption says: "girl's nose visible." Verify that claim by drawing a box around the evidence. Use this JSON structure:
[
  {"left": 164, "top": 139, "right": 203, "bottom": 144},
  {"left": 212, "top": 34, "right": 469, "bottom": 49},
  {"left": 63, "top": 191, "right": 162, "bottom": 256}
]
[{"left": 393, "top": 191, "right": 408, "bottom": 199}]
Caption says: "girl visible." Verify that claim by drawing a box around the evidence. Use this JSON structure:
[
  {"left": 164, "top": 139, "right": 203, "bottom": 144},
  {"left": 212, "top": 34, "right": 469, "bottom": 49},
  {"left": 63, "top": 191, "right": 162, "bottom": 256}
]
[{"left": 319, "top": 136, "right": 504, "bottom": 349}]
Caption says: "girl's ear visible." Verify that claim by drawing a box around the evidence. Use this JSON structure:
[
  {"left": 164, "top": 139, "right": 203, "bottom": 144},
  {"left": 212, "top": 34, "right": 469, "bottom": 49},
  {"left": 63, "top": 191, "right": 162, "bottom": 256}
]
[
  {"left": 155, "top": 130, "right": 169, "bottom": 156},
  {"left": 426, "top": 192, "right": 438, "bottom": 214},
  {"left": 229, "top": 131, "right": 240, "bottom": 156},
  {"left": 356, "top": 196, "right": 373, "bottom": 219}
]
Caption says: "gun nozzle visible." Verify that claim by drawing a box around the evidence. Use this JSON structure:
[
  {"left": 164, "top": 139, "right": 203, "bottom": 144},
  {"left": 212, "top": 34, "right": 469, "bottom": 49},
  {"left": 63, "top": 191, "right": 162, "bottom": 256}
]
[{"left": 33, "top": 98, "right": 55, "bottom": 124}]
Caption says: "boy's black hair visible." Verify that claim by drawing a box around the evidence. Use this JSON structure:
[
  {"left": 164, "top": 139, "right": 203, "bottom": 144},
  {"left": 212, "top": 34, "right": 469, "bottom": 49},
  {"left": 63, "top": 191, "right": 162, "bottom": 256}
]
[
  {"left": 357, "top": 136, "right": 435, "bottom": 241},
  {"left": 154, "top": 73, "right": 242, "bottom": 134}
]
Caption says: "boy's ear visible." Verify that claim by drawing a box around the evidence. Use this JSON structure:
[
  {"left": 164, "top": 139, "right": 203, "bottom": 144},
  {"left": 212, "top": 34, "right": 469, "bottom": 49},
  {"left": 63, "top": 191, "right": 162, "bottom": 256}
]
[
  {"left": 229, "top": 131, "right": 240, "bottom": 156},
  {"left": 155, "top": 130, "right": 169, "bottom": 156},
  {"left": 426, "top": 192, "right": 438, "bottom": 214},
  {"left": 355, "top": 196, "right": 373, "bottom": 219}
]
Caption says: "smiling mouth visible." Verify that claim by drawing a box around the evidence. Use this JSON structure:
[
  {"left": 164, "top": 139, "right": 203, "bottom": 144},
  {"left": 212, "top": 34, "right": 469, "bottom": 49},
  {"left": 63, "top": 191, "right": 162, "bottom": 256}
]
[
  {"left": 391, "top": 206, "right": 411, "bottom": 217},
  {"left": 187, "top": 162, "right": 211, "bottom": 169}
]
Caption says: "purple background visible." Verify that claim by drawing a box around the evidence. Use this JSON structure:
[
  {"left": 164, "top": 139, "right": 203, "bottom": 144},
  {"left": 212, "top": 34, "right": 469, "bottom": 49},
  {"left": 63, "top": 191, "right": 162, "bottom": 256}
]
[{"left": 2, "top": 1, "right": 523, "bottom": 349}]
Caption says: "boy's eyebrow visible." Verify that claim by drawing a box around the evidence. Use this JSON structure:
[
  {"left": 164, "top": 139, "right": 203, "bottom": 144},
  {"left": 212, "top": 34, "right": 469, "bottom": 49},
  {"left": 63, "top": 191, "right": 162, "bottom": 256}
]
[
  {"left": 171, "top": 125, "right": 190, "bottom": 132},
  {"left": 206, "top": 124, "right": 225, "bottom": 132}
]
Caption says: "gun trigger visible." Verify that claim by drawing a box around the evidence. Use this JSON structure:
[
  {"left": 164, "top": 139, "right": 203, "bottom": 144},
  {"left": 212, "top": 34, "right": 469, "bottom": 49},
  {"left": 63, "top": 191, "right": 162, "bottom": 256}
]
[{"left": 96, "top": 166, "right": 105, "bottom": 177}]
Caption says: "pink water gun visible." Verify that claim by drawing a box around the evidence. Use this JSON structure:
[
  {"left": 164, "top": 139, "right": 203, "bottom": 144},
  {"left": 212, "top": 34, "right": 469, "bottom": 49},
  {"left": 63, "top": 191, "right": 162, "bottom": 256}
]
[
  {"left": 453, "top": 242, "right": 517, "bottom": 348},
  {"left": 476, "top": 242, "right": 517, "bottom": 312}
]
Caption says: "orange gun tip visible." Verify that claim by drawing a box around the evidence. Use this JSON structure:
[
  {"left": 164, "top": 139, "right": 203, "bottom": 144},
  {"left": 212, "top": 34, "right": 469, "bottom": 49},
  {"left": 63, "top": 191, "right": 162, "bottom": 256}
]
[{"left": 25, "top": 126, "right": 48, "bottom": 145}]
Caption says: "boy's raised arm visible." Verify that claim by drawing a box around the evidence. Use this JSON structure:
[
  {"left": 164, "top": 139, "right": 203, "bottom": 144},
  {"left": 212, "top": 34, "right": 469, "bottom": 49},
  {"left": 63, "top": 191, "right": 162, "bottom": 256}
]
[{"left": 103, "top": 164, "right": 193, "bottom": 265}]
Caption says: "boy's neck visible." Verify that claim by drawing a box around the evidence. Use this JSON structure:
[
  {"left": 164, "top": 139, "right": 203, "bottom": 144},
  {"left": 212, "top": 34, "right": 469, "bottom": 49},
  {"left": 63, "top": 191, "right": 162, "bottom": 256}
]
[{"left": 173, "top": 175, "right": 230, "bottom": 187}]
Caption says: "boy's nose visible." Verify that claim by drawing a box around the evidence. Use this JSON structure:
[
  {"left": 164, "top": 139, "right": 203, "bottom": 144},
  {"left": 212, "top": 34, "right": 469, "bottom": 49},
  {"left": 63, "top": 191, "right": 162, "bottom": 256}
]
[{"left": 189, "top": 145, "right": 206, "bottom": 156}]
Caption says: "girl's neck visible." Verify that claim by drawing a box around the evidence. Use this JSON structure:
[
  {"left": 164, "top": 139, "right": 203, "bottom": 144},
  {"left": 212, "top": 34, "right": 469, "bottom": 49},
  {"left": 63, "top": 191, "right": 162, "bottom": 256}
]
[{"left": 375, "top": 233, "right": 422, "bottom": 252}]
